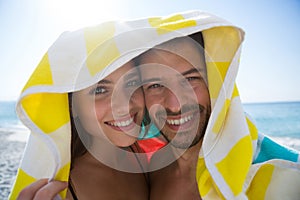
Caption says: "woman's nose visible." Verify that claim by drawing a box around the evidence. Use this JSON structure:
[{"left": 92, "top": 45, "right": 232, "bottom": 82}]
[{"left": 111, "top": 88, "right": 130, "bottom": 116}]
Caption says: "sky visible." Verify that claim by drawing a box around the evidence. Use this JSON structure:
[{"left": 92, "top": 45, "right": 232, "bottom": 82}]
[{"left": 0, "top": 0, "right": 299, "bottom": 103}]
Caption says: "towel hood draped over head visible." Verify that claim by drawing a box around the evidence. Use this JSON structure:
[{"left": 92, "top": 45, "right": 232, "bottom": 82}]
[{"left": 10, "top": 10, "right": 300, "bottom": 199}]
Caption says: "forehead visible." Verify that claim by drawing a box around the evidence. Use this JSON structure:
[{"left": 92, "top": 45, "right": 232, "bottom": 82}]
[
  {"left": 138, "top": 38, "right": 206, "bottom": 77},
  {"left": 76, "top": 61, "right": 137, "bottom": 94},
  {"left": 106, "top": 61, "right": 136, "bottom": 81}
]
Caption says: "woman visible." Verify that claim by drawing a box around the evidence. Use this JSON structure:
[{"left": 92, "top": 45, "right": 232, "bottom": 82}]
[
  {"left": 9, "top": 19, "right": 152, "bottom": 198},
  {"left": 16, "top": 60, "right": 149, "bottom": 199},
  {"left": 68, "top": 60, "right": 149, "bottom": 199}
]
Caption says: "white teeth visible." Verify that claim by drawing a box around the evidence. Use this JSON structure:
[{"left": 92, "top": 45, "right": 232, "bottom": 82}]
[
  {"left": 108, "top": 118, "right": 133, "bottom": 127},
  {"left": 167, "top": 115, "right": 193, "bottom": 125}
]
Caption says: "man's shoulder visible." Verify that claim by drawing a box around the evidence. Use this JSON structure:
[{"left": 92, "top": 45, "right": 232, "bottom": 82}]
[{"left": 149, "top": 145, "right": 177, "bottom": 171}]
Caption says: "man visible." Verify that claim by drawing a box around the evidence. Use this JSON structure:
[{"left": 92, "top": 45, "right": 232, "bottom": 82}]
[
  {"left": 138, "top": 33, "right": 209, "bottom": 199},
  {"left": 138, "top": 28, "right": 300, "bottom": 199}
]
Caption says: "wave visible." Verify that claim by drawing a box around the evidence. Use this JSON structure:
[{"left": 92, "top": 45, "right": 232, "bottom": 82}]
[
  {"left": 271, "top": 136, "right": 300, "bottom": 151},
  {"left": 0, "top": 123, "right": 29, "bottom": 142}
]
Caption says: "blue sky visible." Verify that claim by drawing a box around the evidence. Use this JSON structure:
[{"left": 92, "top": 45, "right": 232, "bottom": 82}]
[{"left": 0, "top": 0, "right": 299, "bottom": 102}]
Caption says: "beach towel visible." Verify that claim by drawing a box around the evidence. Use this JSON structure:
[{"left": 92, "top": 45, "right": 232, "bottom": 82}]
[{"left": 10, "top": 10, "right": 300, "bottom": 199}]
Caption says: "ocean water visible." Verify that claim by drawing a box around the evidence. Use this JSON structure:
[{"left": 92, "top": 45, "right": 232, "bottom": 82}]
[
  {"left": 0, "top": 101, "right": 29, "bottom": 141},
  {"left": 0, "top": 101, "right": 299, "bottom": 149},
  {"left": 243, "top": 101, "right": 300, "bottom": 150},
  {"left": 0, "top": 101, "right": 27, "bottom": 199},
  {"left": 0, "top": 101, "right": 20, "bottom": 130},
  {"left": 0, "top": 101, "right": 299, "bottom": 198}
]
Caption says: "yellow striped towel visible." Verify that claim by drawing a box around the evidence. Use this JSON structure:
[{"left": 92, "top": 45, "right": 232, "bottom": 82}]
[{"left": 10, "top": 10, "right": 300, "bottom": 199}]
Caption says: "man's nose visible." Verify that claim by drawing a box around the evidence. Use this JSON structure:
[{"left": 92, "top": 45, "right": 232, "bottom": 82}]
[{"left": 164, "top": 88, "right": 183, "bottom": 114}]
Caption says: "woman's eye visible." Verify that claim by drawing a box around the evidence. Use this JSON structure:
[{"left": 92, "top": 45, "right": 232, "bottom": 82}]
[
  {"left": 92, "top": 86, "right": 107, "bottom": 95},
  {"left": 148, "top": 83, "right": 163, "bottom": 89},
  {"left": 126, "top": 80, "right": 139, "bottom": 87}
]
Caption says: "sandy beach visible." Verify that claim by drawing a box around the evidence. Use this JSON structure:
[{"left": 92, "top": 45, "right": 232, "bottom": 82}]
[
  {"left": 0, "top": 127, "right": 299, "bottom": 199},
  {"left": 0, "top": 130, "right": 27, "bottom": 199}
]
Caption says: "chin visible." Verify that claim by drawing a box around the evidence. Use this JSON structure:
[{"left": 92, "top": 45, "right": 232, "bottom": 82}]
[{"left": 113, "top": 137, "right": 136, "bottom": 148}]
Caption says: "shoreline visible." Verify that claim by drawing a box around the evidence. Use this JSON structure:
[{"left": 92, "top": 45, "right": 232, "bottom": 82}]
[
  {"left": 0, "top": 130, "right": 26, "bottom": 199},
  {"left": 0, "top": 128, "right": 299, "bottom": 199}
]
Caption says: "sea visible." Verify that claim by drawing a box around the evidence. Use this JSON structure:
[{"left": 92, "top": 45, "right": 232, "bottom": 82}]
[
  {"left": 0, "top": 101, "right": 29, "bottom": 142},
  {"left": 0, "top": 101, "right": 300, "bottom": 198},
  {"left": 0, "top": 101, "right": 300, "bottom": 148},
  {"left": 243, "top": 101, "right": 300, "bottom": 151}
]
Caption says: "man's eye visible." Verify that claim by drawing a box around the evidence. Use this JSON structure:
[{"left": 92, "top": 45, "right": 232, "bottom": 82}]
[{"left": 186, "top": 76, "right": 200, "bottom": 81}]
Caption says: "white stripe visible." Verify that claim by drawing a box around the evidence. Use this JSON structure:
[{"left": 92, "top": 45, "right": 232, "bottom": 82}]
[
  {"left": 48, "top": 30, "right": 90, "bottom": 87},
  {"left": 265, "top": 166, "right": 300, "bottom": 199},
  {"left": 205, "top": 97, "right": 249, "bottom": 160}
]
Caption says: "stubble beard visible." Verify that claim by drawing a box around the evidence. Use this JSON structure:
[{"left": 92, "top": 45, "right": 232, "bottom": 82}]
[{"left": 154, "top": 104, "right": 211, "bottom": 149}]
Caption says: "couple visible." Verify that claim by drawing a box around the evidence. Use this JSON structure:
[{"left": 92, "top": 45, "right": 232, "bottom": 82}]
[{"left": 11, "top": 11, "right": 300, "bottom": 200}]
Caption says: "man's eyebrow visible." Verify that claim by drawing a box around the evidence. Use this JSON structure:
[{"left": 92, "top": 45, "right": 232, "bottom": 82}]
[
  {"left": 181, "top": 68, "right": 203, "bottom": 76},
  {"left": 142, "top": 68, "right": 203, "bottom": 84}
]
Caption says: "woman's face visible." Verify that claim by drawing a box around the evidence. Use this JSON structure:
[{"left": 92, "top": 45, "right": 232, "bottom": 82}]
[{"left": 72, "top": 61, "right": 144, "bottom": 147}]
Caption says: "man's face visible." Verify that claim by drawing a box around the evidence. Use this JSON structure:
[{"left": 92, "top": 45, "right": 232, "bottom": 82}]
[{"left": 139, "top": 38, "right": 211, "bottom": 149}]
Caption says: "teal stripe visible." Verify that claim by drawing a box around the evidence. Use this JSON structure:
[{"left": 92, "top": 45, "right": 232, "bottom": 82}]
[{"left": 138, "top": 122, "right": 160, "bottom": 139}]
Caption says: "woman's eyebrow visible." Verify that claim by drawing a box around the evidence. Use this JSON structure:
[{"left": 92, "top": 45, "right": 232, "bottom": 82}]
[
  {"left": 97, "top": 79, "right": 112, "bottom": 84},
  {"left": 124, "top": 71, "right": 139, "bottom": 80},
  {"left": 142, "top": 78, "right": 161, "bottom": 85}
]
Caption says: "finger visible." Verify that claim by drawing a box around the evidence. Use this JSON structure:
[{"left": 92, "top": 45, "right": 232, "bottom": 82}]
[
  {"left": 33, "top": 180, "right": 68, "bottom": 200},
  {"left": 17, "top": 179, "right": 49, "bottom": 200}
]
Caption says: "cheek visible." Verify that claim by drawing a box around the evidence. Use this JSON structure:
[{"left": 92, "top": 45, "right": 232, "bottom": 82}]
[
  {"left": 145, "top": 96, "right": 167, "bottom": 122},
  {"left": 94, "top": 99, "right": 110, "bottom": 122},
  {"left": 75, "top": 105, "right": 100, "bottom": 136},
  {"left": 144, "top": 94, "right": 161, "bottom": 113},
  {"left": 131, "top": 89, "right": 145, "bottom": 108},
  {"left": 78, "top": 100, "right": 107, "bottom": 126},
  {"left": 194, "top": 86, "right": 210, "bottom": 105},
  {"left": 74, "top": 98, "right": 95, "bottom": 121},
  {"left": 78, "top": 100, "right": 110, "bottom": 137}
]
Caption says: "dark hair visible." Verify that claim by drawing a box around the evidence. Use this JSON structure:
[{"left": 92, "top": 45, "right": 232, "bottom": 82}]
[
  {"left": 68, "top": 93, "right": 88, "bottom": 170},
  {"left": 188, "top": 31, "right": 207, "bottom": 81},
  {"left": 188, "top": 31, "right": 205, "bottom": 49},
  {"left": 135, "top": 31, "right": 204, "bottom": 64}
]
